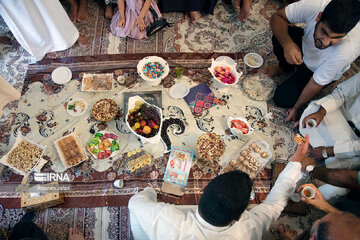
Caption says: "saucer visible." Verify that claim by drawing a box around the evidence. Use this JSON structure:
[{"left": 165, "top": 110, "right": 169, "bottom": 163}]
[
  {"left": 51, "top": 66, "right": 72, "bottom": 84},
  {"left": 169, "top": 83, "right": 190, "bottom": 99},
  {"left": 244, "top": 53, "right": 264, "bottom": 68}
]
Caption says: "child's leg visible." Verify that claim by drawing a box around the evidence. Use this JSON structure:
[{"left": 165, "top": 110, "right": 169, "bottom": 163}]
[
  {"left": 77, "top": 0, "right": 88, "bottom": 22},
  {"left": 117, "top": 0, "right": 125, "bottom": 27},
  {"left": 66, "top": 0, "right": 78, "bottom": 23},
  {"left": 105, "top": 5, "right": 113, "bottom": 19}
]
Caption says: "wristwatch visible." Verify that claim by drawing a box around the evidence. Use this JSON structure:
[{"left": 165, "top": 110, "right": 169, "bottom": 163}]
[
  {"left": 305, "top": 165, "right": 315, "bottom": 174},
  {"left": 322, "top": 147, "right": 328, "bottom": 158}
]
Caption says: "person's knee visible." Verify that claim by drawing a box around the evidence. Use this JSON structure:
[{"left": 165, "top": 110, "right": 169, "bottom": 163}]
[{"left": 273, "top": 85, "right": 295, "bottom": 108}]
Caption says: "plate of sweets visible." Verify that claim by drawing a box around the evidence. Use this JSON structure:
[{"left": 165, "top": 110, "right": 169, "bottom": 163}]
[
  {"left": 126, "top": 96, "right": 162, "bottom": 144},
  {"left": 0, "top": 135, "right": 46, "bottom": 176},
  {"left": 123, "top": 148, "right": 153, "bottom": 176},
  {"left": 54, "top": 133, "right": 87, "bottom": 169},
  {"left": 91, "top": 98, "right": 118, "bottom": 122},
  {"left": 81, "top": 73, "right": 114, "bottom": 92},
  {"left": 87, "top": 131, "right": 120, "bottom": 160},
  {"left": 196, "top": 132, "right": 225, "bottom": 163},
  {"left": 223, "top": 139, "right": 272, "bottom": 179},
  {"left": 227, "top": 117, "right": 254, "bottom": 136},
  {"left": 137, "top": 56, "right": 169, "bottom": 86},
  {"left": 208, "top": 57, "right": 242, "bottom": 87}
]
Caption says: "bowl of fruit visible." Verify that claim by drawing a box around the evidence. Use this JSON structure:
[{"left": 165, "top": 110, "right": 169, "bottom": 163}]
[
  {"left": 227, "top": 116, "right": 254, "bottom": 136},
  {"left": 208, "top": 57, "right": 242, "bottom": 86},
  {"left": 126, "top": 96, "right": 162, "bottom": 144}
]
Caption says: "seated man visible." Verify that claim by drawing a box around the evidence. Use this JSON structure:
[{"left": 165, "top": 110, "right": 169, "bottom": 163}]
[
  {"left": 128, "top": 135, "right": 310, "bottom": 239},
  {"left": 269, "top": 0, "right": 360, "bottom": 123},
  {"left": 278, "top": 183, "right": 360, "bottom": 240},
  {"left": 299, "top": 73, "right": 359, "bottom": 199}
]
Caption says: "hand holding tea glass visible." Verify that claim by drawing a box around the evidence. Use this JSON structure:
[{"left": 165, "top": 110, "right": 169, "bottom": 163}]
[
  {"left": 297, "top": 183, "right": 338, "bottom": 213},
  {"left": 301, "top": 106, "right": 327, "bottom": 129}
]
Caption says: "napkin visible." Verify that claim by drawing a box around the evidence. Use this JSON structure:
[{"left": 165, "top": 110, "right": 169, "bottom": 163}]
[{"left": 184, "top": 82, "right": 218, "bottom": 114}]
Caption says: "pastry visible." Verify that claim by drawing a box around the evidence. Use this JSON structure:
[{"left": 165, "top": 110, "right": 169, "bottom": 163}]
[
  {"left": 241, "top": 150, "right": 248, "bottom": 157},
  {"left": 124, "top": 148, "right": 153, "bottom": 176},
  {"left": 82, "top": 73, "right": 113, "bottom": 91},
  {"left": 245, "top": 155, "right": 251, "bottom": 161},
  {"left": 92, "top": 98, "right": 118, "bottom": 122},
  {"left": 238, "top": 156, "right": 245, "bottom": 162},
  {"left": 250, "top": 157, "right": 256, "bottom": 163},
  {"left": 250, "top": 142, "right": 257, "bottom": 149},
  {"left": 242, "top": 160, "right": 249, "bottom": 166},
  {"left": 196, "top": 133, "right": 225, "bottom": 162},
  {"left": 55, "top": 134, "right": 86, "bottom": 167},
  {"left": 260, "top": 152, "right": 269, "bottom": 159},
  {"left": 255, "top": 161, "right": 261, "bottom": 167},
  {"left": 254, "top": 146, "right": 261, "bottom": 153},
  {"left": 294, "top": 134, "right": 303, "bottom": 143}
]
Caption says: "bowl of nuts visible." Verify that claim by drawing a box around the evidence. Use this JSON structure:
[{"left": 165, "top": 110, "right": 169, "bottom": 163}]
[{"left": 0, "top": 135, "right": 46, "bottom": 176}]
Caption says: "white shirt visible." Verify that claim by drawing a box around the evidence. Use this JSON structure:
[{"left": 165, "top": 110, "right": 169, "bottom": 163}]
[
  {"left": 0, "top": 0, "right": 79, "bottom": 60},
  {"left": 314, "top": 73, "right": 360, "bottom": 158},
  {"left": 285, "top": 0, "right": 360, "bottom": 86},
  {"left": 128, "top": 162, "right": 302, "bottom": 240}
]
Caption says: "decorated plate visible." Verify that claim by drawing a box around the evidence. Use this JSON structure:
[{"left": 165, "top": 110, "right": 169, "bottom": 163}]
[{"left": 87, "top": 131, "right": 120, "bottom": 160}]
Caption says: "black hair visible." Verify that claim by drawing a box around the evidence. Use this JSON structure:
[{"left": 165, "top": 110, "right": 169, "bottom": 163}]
[
  {"left": 316, "top": 222, "right": 329, "bottom": 240},
  {"left": 198, "top": 170, "right": 253, "bottom": 227},
  {"left": 320, "top": 0, "right": 360, "bottom": 34}
]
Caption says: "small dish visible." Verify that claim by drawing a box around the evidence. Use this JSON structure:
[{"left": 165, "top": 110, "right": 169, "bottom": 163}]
[
  {"left": 87, "top": 131, "right": 120, "bottom": 160},
  {"left": 208, "top": 58, "right": 242, "bottom": 87},
  {"left": 244, "top": 53, "right": 264, "bottom": 68},
  {"left": 227, "top": 116, "right": 254, "bottom": 136},
  {"left": 51, "top": 66, "right": 72, "bottom": 85},
  {"left": 169, "top": 83, "right": 190, "bottom": 99},
  {"left": 137, "top": 56, "right": 170, "bottom": 86},
  {"left": 66, "top": 98, "right": 88, "bottom": 117}
]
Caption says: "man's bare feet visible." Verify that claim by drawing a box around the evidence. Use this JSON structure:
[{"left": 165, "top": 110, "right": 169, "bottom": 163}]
[
  {"left": 77, "top": 33, "right": 89, "bottom": 47},
  {"left": 277, "top": 224, "right": 297, "bottom": 240},
  {"left": 67, "top": 0, "right": 79, "bottom": 23},
  {"left": 105, "top": 5, "right": 113, "bottom": 19},
  {"left": 237, "top": 0, "right": 251, "bottom": 21},
  {"left": 189, "top": 11, "right": 200, "bottom": 24},
  {"left": 0, "top": 36, "right": 12, "bottom": 45},
  {"left": 68, "top": 228, "right": 85, "bottom": 240},
  {"left": 77, "top": 0, "right": 88, "bottom": 22},
  {"left": 264, "top": 65, "right": 283, "bottom": 77}
]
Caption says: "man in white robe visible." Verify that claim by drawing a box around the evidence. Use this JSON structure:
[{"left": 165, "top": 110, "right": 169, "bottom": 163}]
[{"left": 0, "top": 0, "right": 79, "bottom": 60}]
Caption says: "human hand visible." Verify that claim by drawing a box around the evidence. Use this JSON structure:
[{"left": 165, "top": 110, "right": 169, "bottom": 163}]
[
  {"left": 136, "top": 17, "right": 146, "bottom": 32},
  {"left": 283, "top": 42, "right": 303, "bottom": 65},
  {"left": 297, "top": 184, "right": 338, "bottom": 213},
  {"left": 286, "top": 108, "right": 299, "bottom": 127},
  {"left": 289, "top": 134, "right": 309, "bottom": 166},
  {"left": 117, "top": 17, "right": 125, "bottom": 28},
  {"left": 301, "top": 107, "right": 326, "bottom": 128}
]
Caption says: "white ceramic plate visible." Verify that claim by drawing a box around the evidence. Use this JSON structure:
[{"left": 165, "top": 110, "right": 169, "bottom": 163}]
[
  {"left": 137, "top": 56, "right": 169, "bottom": 86},
  {"left": 66, "top": 98, "right": 88, "bottom": 117},
  {"left": 169, "top": 83, "right": 190, "bottom": 99},
  {"left": 244, "top": 53, "right": 264, "bottom": 68},
  {"left": 51, "top": 66, "right": 72, "bottom": 84}
]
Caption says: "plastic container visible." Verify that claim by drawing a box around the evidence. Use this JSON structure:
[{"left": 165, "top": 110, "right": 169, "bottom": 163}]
[{"left": 226, "top": 139, "right": 272, "bottom": 179}]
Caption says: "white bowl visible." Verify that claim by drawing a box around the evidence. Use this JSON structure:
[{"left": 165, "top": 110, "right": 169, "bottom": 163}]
[
  {"left": 208, "top": 58, "right": 242, "bottom": 87},
  {"left": 244, "top": 53, "right": 264, "bottom": 68},
  {"left": 137, "top": 56, "right": 169, "bottom": 86},
  {"left": 125, "top": 96, "right": 163, "bottom": 144},
  {"left": 227, "top": 116, "right": 254, "bottom": 136}
]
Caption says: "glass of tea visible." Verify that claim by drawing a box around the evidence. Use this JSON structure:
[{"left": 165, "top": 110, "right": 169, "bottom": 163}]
[{"left": 301, "top": 186, "right": 316, "bottom": 199}]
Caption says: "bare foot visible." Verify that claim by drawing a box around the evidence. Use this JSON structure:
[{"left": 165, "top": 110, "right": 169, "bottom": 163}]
[
  {"left": 77, "top": 0, "right": 88, "bottom": 22},
  {"left": 264, "top": 65, "right": 283, "bottom": 77},
  {"left": 105, "top": 5, "right": 113, "bottom": 19},
  {"left": 189, "top": 11, "right": 200, "bottom": 24},
  {"left": 184, "top": 12, "right": 189, "bottom": 20},
  {"left": 67, "top": 0, "right": 78, "bottom": 23},
  {"left": 68, "top": 228, "right": 85, "bottom": 240},
  {"left": 77, "top": 33, "right": 89, "bottom": 47},
  {"left": 0, "top": 36, "right": 12, "bottom": 45},
  {"left": 277, "top": 224, "right": 297, "bottom": 240},
  {"left": 237, "top": 0, "right": 251, "bottom": 21}
]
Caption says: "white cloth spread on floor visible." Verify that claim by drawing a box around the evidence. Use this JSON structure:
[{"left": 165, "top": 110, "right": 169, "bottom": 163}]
[
  {"left": 0, "top": 0, "right": 79, "bottom": 60},
  {"left": 128, "top": 162, "right": 301, "bottom": 240},
  {"left": 285, "top": 0, "right": 360, "bottom": 86}
]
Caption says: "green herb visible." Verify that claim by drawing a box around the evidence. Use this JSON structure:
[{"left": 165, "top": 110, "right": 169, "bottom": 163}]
[{"left": 68, "top": 104, "right": 75, "bottom": 110}]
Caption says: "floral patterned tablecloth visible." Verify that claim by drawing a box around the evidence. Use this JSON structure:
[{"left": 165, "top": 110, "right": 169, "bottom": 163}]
[{"left": 0, "top": 53, "right": 296, "bottom": 208}]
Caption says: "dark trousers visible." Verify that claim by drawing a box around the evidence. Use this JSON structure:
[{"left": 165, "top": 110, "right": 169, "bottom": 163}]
[
  {"left": 9, "top": 212, "right": 47, "bottom": 240},
  {"left": 272, "top": 26, "right": 314, "bottom": 108}
]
